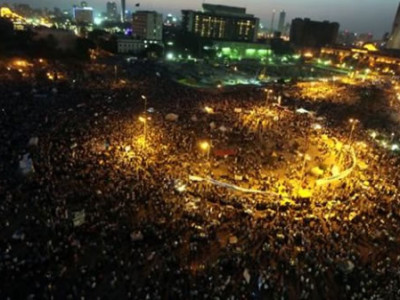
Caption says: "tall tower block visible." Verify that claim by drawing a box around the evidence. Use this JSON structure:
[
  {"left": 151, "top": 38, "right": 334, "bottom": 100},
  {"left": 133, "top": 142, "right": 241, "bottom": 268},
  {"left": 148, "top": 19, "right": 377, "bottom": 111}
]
[
  {"left": 387, "top": 2, "right": 400, "bottom": 49},
  {"left": 121, "top": 0, "right": 126, "bottom": 22}
]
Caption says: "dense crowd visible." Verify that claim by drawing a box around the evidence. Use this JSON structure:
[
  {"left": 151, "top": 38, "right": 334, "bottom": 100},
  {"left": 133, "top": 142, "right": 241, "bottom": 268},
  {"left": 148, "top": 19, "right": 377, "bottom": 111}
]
[{"left": 1, "top": 59, "right": 400, "bottom": 300}]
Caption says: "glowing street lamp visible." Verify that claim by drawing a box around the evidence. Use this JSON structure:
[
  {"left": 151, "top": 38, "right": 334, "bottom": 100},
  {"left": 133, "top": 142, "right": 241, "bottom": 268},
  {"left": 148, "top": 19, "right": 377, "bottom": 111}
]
[
  {"left": 141, "top": 95, "right": 147, "bottom": 112},
  {"left": 348, "top": 118, "right": 359, "bottom": 145},
  {"left": 138, "top": 115, "right": 147, "bottom": 147},
  {"left": 199, "top": 141, "right": 211, "bottom": 160},
  {"left": 264, "top": 89, "right": 273, "bottom": 106},
  {"left": 299, "top": 153, "right": 311, "bottom": 184},
  {"left": 139, "top": 95, "right": 148, "bottom": 147}
]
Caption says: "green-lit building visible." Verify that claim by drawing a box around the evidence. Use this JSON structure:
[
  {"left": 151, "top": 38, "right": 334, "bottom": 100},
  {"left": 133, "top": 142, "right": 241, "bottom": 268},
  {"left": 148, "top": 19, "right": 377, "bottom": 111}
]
[
  {"left": 213, "top": 41, "right": 272, "bottom": 60},
  {"left": 182, "top": 3, "right": 259, "bottom": 43}
]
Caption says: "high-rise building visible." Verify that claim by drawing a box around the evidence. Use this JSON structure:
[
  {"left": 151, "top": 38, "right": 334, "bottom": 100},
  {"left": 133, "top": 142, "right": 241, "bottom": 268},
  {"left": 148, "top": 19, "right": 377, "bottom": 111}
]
[
  {"left": 270, "top": 9, "right": 276, "bottom": 34},
  {"left": 164, "top": 13, "right": 178, "bottom": 27},
  {"left": 106, "top": 2, "right": 118, "bottom": 21},
  {"left": 290, "top": 18, "right": 339, "bottom": 47},
  {"left": 387, "top": 2, "right": 400, "bottom": 49},
  {"left": 337, "top": 30, "right": 357, "bottom": 46},
  {"left": 73, "top": 6, "right": 94, "bottom": 24},
  {"left": 278, "top": 10, "right": 286, "bottom": 33},
  {"left": 182, "top": 3, "right": 259, "bottom": 42},
  {"left": 121, "top": 0, "right": 126, "bottom": 22},
  {"left": 132, "top": 11, "right": 163, "bottom": 40}
]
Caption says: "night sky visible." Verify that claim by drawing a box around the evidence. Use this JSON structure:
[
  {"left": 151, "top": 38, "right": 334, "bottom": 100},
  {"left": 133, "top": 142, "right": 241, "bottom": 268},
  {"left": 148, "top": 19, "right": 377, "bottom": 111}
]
[{"left": 3, "top": 0, "right": 399, "bottom": 37}]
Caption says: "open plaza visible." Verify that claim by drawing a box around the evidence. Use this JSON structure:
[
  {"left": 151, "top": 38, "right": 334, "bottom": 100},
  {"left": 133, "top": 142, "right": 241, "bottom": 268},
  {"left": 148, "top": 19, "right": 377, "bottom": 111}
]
[{"left": 1, "top": 57, "right": 400, "bottom": 299}]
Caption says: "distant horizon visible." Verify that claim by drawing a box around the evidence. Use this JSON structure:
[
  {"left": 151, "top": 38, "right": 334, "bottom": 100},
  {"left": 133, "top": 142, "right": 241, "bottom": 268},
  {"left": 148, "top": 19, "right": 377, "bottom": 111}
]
[{"left": 2, "top": 0, "right": 398, "bottom": 38}]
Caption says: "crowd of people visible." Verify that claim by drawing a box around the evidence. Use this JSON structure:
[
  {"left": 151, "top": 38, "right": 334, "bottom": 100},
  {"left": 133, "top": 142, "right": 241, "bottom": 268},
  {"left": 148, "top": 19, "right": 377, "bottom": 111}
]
[{"left": 1, "top": 58, "right": 400, "bottom": 300}]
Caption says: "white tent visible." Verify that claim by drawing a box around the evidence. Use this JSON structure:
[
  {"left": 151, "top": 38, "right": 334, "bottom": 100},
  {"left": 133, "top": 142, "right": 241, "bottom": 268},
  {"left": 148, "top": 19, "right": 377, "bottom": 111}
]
[{"left": 296, "top": 108, "right": 312, "bottom": 114}]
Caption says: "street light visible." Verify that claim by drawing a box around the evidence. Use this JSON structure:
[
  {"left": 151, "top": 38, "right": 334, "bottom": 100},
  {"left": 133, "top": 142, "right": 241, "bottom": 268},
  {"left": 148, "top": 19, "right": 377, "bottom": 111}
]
[
  {"left": 338, "top": 119, "right": 358, "bottom": 166},
  {"left": 299, "top": 153, "right": 311, "bottom": 184},
  {"left": 140, "top": 95, "right": 148, "bottom": 148},
  {"left": 348, "top": 118, "right": 359, "bottom": 145},
  {"left": 199, "top": 141, "right": 211, "bottom": 160},
  {"left": 199, "top": 141, "right": 211, "bottom": 176},
  {"left": 138, "top": 116, "right": 147, "bottom": 148},
  {"left": 264, "top": 89, "right": 273, "bottom": 106},
  {"left": 141, "top": 95, "right": 147, "bottom": 112}
]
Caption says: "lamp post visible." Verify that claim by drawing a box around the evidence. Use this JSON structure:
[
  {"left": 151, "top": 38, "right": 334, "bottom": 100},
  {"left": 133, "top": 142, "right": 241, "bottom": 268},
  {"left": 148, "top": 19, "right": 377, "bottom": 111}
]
[
  {"left": 199, "top": 141, "right": 211, "bottom": 177},
  {"left": 200, "top": 141, "right": 211, "bottom": 160},
  {"left": 338, "top": 118, "right": 358, "bottom": 166},
  {"left": 140, "top": 95, "right": 148, "bottom": 147},
  {"left": 348, "top": 118, "right": 359, "bottom": 146},
  {"left": 300, "top": 153, "right": 311, "bottom": 184},
  {"left": 138, "top": 116, "right": 147, "bottom": 148},
  {"left": 141, "top": 95, "right": 147, "bottom": 113},
  {"left": 265, "top": 89, "right": 273, "bottom": 106}
]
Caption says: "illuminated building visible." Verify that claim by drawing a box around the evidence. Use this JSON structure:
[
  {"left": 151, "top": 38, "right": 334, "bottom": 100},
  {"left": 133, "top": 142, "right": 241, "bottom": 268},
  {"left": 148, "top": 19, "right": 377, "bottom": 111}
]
[
  {"left": 0, "top": 7, "right": 27, "bottom": 30},
  {"left": 321, "top": 45, "right": 400, "bottom": 73},
  {"left": 117, "top": 38, "right": 145, "bottom": 53},
  {"left": 73, "top": 6, "right": 93, "bottom": 24},
  {"left": 182, "top": 3, "right": 259, "bottom": 42},
  {"left": 117, "top": 36, "right": 163, "bottom": 54},
  {"left": 387, "top": 2, "right": 400, "bottom": 50},
  {"left": 277, "top": 10, "right": 286, "bottom": 34},
  {"left": 213, "top": 41, "right": 271, "bottom": 60},
  {"left": 164, "top": 13, "right": 178, "bottom": 27},
  {"left": 132, "top": 11, "right": 163, "bottom": 41},
  {"left": 290, "top": 18, "right": 339, "bottom": 48},
  {"left": 106, "top": 2, "right": 118, "bottom": 21}
]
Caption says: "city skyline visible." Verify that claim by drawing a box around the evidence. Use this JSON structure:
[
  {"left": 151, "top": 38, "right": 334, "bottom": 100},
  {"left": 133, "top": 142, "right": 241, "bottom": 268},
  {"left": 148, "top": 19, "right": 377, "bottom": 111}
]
[{"left": 1, "top": 0, "right": 398, "bottom": 37}]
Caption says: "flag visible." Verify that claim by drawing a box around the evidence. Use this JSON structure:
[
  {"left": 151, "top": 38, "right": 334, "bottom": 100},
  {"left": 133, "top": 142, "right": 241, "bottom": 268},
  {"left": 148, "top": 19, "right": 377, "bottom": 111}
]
[
  {"left": 135, "top": 3, "right": 140, "bottom": 7},
  {"left": 213, "top": 148, "right": 237, "bottom": 157}
]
